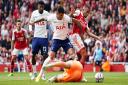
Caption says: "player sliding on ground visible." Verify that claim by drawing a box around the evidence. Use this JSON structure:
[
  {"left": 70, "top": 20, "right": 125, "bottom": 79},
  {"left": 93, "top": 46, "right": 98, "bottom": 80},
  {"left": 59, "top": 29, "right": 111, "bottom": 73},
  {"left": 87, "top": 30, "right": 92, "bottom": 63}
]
[{"left": 36, "top": 56, "right": 83, "bottom": 82}]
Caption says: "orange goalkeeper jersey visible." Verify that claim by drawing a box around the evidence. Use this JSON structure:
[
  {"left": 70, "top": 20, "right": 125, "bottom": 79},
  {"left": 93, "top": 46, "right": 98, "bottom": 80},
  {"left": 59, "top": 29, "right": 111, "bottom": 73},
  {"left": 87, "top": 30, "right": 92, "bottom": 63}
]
[{"left": 58, "top": 60, "right": 83, "bottom": 82}]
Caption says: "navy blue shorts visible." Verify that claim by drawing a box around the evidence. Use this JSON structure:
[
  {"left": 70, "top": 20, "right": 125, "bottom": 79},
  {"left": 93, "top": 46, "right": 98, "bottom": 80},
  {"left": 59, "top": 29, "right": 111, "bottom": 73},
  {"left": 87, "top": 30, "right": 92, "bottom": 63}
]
[
  {"left": 32, "top": 37, "right": 48, "bottom": 55},
  {"left": 51, "top": 38, "right": 73, "bottom": 53}
]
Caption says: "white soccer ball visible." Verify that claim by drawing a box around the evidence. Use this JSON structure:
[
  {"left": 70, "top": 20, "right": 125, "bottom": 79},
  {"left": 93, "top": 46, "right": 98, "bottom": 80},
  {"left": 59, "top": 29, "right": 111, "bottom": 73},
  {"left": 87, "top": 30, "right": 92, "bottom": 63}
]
[{"left": 95, "top": 72, "right": 104, "bottom": 83}]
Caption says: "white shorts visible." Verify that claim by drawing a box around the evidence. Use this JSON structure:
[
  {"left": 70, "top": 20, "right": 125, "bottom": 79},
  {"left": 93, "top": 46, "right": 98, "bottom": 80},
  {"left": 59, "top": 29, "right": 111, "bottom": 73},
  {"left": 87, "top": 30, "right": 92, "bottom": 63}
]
[
  {"left": 69, "top": 33, "right": 85, "bottom": 53},
  {"left": 12, "top": 48, "right": 29, "bottom": 56}
]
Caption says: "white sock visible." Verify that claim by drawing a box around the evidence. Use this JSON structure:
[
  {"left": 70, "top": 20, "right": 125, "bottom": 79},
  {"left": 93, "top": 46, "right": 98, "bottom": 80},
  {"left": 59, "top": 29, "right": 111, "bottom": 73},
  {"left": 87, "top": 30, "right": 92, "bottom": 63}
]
[
  {"left": 37, "top": 57, "right": 51, "bottom": 77},
  {"left": 38, "top": 66, "right": 44, "bottom": 77},
  {"left": 43, "top": 57, "right": 51, "bottom": 67},
  {"left": 32, "top": 65, "right": 36, "bottom": 73},
  {"left": 17, "top": 62, "right": 20, "bottom": 72},
  {"left": 93, "top": 67, "right": 96, "bottom": 72}
]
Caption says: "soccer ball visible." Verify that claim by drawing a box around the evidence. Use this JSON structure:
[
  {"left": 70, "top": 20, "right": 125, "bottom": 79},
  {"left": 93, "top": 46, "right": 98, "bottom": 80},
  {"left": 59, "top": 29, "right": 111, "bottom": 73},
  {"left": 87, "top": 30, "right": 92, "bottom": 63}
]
[{"left": 95, "top": 72, "right": 104, "bottom": 83}]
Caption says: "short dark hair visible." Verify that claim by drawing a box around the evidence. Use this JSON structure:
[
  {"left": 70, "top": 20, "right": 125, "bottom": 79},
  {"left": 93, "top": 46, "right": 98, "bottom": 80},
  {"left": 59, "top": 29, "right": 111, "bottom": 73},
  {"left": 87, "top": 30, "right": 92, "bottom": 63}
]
[
  {"left": 57, "top": 6, "right": 65, "bottom": 13},
  {"left": 38, "top": 1, "right": 45, "bottom": 5},
  {"left": 16, "top": 19, "right": 21, "bottom": 22}
]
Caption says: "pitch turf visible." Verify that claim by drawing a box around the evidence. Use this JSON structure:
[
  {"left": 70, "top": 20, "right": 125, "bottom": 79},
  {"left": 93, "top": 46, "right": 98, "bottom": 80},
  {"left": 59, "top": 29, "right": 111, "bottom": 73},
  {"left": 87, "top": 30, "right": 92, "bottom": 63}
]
[{"left": 0, "top": 72, "right": 128, "bottom": 85}]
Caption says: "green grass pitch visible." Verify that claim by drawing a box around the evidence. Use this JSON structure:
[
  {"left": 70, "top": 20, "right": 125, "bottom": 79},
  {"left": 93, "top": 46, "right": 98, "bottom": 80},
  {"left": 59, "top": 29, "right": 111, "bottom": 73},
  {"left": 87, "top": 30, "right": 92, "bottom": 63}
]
[{"left": 0, "top": 72, "right": 128, "bottom": 85}]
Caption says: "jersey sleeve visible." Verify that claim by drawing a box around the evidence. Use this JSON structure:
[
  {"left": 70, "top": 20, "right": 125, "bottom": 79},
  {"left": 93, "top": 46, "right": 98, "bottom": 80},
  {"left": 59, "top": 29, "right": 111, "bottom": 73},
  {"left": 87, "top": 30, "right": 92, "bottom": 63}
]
[
  {"left": 29, "top": 12, "right": 35, "bottom": 23},
  {"left": 45, "top": 11, "right": 50, "bottom": 20},
  {"left": 65, "top": 14, "right": 72, "bottom": 23},
  {"left": 47, "top": 14, "right": 52, "bottom": 22},
  {"left": 24, "top": 30, "right": 29, "bottom": 38},
  {"left": 12, "top": 30, "right": 15, "bottom": 41}
]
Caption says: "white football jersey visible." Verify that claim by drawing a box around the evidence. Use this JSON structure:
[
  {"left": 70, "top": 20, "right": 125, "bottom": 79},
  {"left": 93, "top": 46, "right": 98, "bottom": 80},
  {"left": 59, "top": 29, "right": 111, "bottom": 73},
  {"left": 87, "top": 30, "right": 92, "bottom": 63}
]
[
  {"left": 30, "top": 10, "right": 49, "bottom": 38},
  {"left": 47, "top": 14, "right": 72, "bottom": 40}
]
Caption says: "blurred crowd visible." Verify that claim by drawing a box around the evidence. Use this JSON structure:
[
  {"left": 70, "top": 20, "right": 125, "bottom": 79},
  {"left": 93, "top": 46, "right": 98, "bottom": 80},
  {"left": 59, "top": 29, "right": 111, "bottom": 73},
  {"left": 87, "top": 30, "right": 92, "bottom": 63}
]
[{"left": 0, "top": 0, "right": 128, "bottom": 64}]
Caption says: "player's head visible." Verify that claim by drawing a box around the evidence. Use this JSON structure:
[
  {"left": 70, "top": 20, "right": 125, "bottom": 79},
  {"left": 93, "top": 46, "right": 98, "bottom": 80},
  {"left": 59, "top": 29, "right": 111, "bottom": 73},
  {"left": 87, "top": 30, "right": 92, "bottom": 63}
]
[
  {"left": 73, "top": 9, "right": 81, "bottom": 17},
  {"left": 66, "top": 55, "right": 78, "bottom": 61},
  {"left": 37, "top": 1, "right": 45, "bottom": 14},
  {"left": 56, "top": 6, "right": 65, "bottom": 20},
  {"left": 16, "top": 19, "right": 22, "bottom": 30},
  {"left": 96, "top": 41, "right": 101, "bottom": 48},
  {"left": 73, "top": 9, "right": 84, "bottom": 20}
]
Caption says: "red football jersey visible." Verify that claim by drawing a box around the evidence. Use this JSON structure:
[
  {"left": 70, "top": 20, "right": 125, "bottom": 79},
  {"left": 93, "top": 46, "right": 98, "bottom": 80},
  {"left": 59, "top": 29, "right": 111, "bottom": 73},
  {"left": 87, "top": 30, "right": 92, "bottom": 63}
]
[
  {"left": 12, "top": 28, "right": 28, "bottom": 49},
  {"left": 72, "top": 12, "right": 87, "bottom": 34}
]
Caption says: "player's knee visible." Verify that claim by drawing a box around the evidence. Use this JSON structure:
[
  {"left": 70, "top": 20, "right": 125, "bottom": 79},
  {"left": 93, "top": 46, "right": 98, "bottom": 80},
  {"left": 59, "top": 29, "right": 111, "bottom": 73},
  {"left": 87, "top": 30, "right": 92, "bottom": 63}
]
[
  {"left": 80, "top": 48, "right": 87, "bottom": 56},
  {"left": 11, "top": 55, "right": 16, "bottom": 61},
  {"left": 41, "top": 53, "right": 48, "bottom": 60},
  {"left": 24, "top": 55, "right": 28, "bottom": 59},
  {"left": 49, "top": 52, "right": 55, "bottom": 60},
  {"left": 67, "top": 48, "right": 75, "bottom": 55}
]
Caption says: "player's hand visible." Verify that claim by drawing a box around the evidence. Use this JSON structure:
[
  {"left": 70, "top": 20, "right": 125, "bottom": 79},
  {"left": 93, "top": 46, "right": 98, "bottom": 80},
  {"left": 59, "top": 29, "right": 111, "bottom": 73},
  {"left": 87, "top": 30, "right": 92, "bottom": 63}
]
[
  {"left": 40, "top": 18, "right": 47, "bottom": 21},
  {"left": 34, "top": 18, "right": 47, "bottom": 23}
]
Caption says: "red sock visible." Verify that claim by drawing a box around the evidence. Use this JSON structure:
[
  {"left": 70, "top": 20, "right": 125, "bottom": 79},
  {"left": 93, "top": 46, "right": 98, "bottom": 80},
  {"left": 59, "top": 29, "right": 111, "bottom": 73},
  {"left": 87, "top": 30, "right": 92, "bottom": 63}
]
[
  {"left": 10, "top": 60, "right": 14, "bottom": 73},
  {"left": 26, "top": 60, "right": 32, "bottom": 72}
]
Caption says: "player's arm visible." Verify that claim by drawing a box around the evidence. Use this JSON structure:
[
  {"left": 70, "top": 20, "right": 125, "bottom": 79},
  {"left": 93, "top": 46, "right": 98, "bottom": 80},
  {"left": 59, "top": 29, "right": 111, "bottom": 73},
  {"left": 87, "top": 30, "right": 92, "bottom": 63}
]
[
  {"left": 29, "top": 17, "right": 47, "bottom": 25},
  {"left": 24, "top": 30, "right": 30, "bottom": 46},
  {"left": 11, "top": 31, "right": 15, "bottom": 50},
  {"left": 11, "top": 40, "right": 14, "bottom": 50},
  {"left": 29, "top": 12, "right": 34, "bottom": 37},
  {"left": 31, "top": 18, "right": 47, "bottom": 25},
  {"left": 44, "top": 61, "right": 70, "bottom": 70},
  {"left": 92, "top": 50, "right": 96, "bottom": 61},
  {"left": 29, "top": 12, "right": 47, "bottom": 25},
  {"left": 66, "top": 14, "right": 82, "bottom": 29},
  {"left": 72, "top": 18, "right": 82, "bottom": 30},
  {"left": 86, "top": 26, "right": 101, "bottom": 41}
]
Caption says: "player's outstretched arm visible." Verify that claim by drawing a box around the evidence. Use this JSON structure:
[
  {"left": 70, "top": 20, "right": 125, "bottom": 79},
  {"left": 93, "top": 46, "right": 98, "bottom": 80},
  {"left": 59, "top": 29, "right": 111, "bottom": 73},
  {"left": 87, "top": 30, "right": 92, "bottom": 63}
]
[
  {"left": 44, "top": 61, "right": 70, "bottom": 70},
  {"left": 86, "top": 26, "right": 102, "bottom": 42},
  {"left": 11, "top": 31, "right": 15, "bottom": 50}
]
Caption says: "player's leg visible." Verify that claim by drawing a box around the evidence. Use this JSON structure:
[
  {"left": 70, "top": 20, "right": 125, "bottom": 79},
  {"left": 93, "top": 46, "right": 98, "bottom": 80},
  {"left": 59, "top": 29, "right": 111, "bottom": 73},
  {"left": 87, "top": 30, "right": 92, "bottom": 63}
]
[
  {"left": 69, "top": 34, "right": 86, "bottom": 67},
  {"left": 23, "top": 48, "right": 32, "bottom": 72},
  {"left": 35, "top": 39, "right": 60, "bottom": 82},
  {"left": 79, "top": 47, "right": 87, "bottom": 67},
  {"left": 48, "top": 76, "right": 57, "bottom": 82},
  {"left": 62, "top": 38, "right": 77, "bottom": 59},
  {"left": 98, "top": 61, "right": 103, "bottom": 72},
  {"left": 93, "top": 60, "right": 96, "bottom": 72},
  {"left": 48, "top": 74, "right": 66, "bottom": 82},
  {"left": 8, "top": 49, "right": 18, "bottom": 76},
  {"left": 40, "top": 38, "right": 48, "bottom": 64},
  {"left": 35, "top": 51, "right": 56, "bottom": 82},
  {"left": 51, "top": 72, "right": 82, "bottom": 82},
  {"left": 43, "top": 39, "right": 61, "bottom": 66},
  {"left": 39, "top": 39, "right": 49, "bottom": 80},
  {"left": 31, "top": 38, "right": 40, "bottom": 79},
  {"left": 69, "top": 34, "right": 88, "bottom": 81}
]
